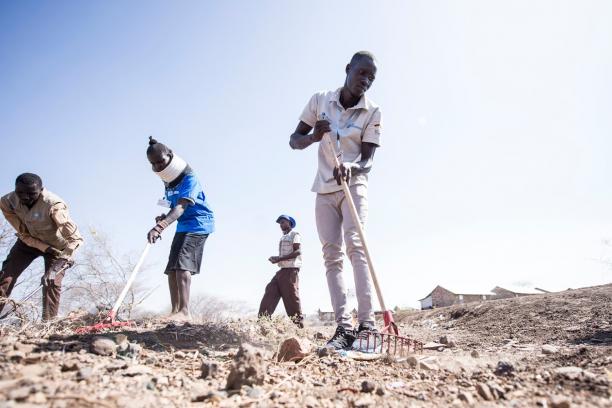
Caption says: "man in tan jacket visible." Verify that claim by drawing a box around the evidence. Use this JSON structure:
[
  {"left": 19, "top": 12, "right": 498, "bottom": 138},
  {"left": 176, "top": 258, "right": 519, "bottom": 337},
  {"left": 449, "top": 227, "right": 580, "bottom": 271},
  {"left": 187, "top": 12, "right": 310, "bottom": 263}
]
[{"left": 0, "top": 173, "right": 83, "bottom": 320}]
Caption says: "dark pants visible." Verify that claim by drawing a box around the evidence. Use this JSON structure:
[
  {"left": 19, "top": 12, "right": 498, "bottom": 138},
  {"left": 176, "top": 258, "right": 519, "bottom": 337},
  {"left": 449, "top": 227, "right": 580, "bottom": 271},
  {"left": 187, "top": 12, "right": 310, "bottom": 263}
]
[
  {"left": 258, "top": 268, "right": 303, "bottom": 327},
  {"left": 0, "top": 240, "right": 65, "bottom": 320}
]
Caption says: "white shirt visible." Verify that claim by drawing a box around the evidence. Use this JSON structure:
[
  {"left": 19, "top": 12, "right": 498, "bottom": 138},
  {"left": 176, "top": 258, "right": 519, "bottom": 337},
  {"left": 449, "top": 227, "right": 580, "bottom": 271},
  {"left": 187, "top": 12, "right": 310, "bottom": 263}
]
[
  {"left": 299, "top": 88, "right": 382, "bottom": 194},
  {"left": 277, "top": 230, "right": 302, "bottom": 268}
]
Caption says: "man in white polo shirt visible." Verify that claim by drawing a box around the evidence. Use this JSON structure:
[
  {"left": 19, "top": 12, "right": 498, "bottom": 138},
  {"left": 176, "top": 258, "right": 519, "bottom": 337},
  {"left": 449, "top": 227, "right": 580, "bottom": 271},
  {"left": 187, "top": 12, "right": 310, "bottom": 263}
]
[{"left": 289, "top": 51, "right": 382, "bottom": 349}]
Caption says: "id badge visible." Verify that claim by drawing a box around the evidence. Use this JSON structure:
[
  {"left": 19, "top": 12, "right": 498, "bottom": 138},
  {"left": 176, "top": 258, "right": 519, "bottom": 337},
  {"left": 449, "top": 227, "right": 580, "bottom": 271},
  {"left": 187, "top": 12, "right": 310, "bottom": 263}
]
[{"left": 157, "top": 198, "right": 171, "bottom": 208}]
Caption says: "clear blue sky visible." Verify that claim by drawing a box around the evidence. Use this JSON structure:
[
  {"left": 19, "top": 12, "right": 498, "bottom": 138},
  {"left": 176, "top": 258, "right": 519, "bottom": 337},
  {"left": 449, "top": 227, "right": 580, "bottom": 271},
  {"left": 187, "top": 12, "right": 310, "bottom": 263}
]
[{"left": 1, "top": 1, "right": 611, "bottom": 314}]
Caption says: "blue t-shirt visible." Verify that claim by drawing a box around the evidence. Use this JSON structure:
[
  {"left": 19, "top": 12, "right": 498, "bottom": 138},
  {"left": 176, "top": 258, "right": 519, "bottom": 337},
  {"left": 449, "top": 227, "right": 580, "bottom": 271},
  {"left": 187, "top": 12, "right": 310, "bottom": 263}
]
[{"left": 165, "top": 171, "right": 215, "bottom": 234}]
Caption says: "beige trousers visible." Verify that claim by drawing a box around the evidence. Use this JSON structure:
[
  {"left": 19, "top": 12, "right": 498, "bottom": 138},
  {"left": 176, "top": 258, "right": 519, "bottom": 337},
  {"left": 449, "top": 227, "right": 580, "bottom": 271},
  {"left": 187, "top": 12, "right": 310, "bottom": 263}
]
[{"left": 315, "top": 184, "right": 375, "bottom": 329}]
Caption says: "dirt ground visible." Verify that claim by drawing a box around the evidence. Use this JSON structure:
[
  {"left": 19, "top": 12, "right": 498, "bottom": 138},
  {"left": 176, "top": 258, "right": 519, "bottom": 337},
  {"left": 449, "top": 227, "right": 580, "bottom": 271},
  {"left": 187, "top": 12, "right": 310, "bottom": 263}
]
[{"left": 0, "top": 284, "right": 610, "bottom": 407}]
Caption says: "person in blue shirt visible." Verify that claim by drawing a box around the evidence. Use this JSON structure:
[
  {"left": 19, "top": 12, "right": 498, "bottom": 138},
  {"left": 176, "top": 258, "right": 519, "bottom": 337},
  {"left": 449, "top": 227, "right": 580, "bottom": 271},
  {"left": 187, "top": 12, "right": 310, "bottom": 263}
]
[{"left": 146, "top": 136, "right": 214, "bottom": 320}]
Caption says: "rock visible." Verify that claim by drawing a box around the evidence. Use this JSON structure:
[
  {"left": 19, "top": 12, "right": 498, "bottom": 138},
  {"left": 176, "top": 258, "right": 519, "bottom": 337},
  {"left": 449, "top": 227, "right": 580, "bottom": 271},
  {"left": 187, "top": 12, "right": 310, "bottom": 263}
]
[
  {"left": 352, "top": 396, "right": 374, "bottom": 407},
  {"left": 28, "top": 392, "right": 47, "bottom": 404},
  {"left": 7, "top": 350, "right": 26, "bottom": 363},
  {"left": 375, "top": 387, "right": 385, "bottom": 396},
  {"left": 360, "top": 380, "right": 376, "bottom": 393},
  {"left": 476, "top": 383, "right": 493, "bottom": 401},
  {"left": 115, "top": 334, "right": 129, "bottom": 353},
  {"left": 423, "top": 342, "right": 445, "bottom": 350},
  {"left": 553, "top": 366, "right": 583, "bottom": 381},
  {"left": 77, "top": 366, "right": 94, "bottom": 381},
  {"left": 154, "top": 376, "right": 169, "bottom": 387},
  {"left": 458, "top": 391, "right": 475, "bottom": 405},
  {"left": 8, "top": 385, "right": 32, "bottom": 401},
  {"left": 13, "top": 343, "right": 35, "bottom": 353},
  {"left": 24, "top": 353, "right": 43, "bottom": 364},
  {"left": 405, "top": 356, "right": 418, "bottom": 368},
  {"left": 317, "top": 347, "right": 332, "bottom": 358},
  {"left": 313, "top": 332, "right": 326, "bottom": 340},
  {"left": 174, "top": 351, "right": 186, "bottom": 359},
  {"left": 277, "top": 337, "right": 313, "bottom": 362},
  {"left": 226, "top": 343, "right": 267, "bottom": 390},
  {"left": 440, "top": 335, "right": 449, "bottom": 344},
  {"left": 246, "top": 386, "right": 264, "bottom": 398},
  {"left": 192, "top": 391, "right": 227, "bottom": 403},
  {"left": 494, "top": 360, "right": 515, "bottom": 376},
  {"left": 304, "top": 395, "right": 319, "bottom": 407},
  {"left": 549, "top": 396, "right": 571, "bottom": 408},
  {"left": 470, "top": 350, "right": 480, "bottom": 358},
  {"left": 19, "top": 364, "right": 46, "bottom": 378},
  {"left": 542, "top": 345, "right": 559, "bottom": 355},
  {"left": 201, "top": 361, "right": 219, "bottom": 379},
  {"left": 419, "top": 357, "right": 439, "bottom": 371},
  {"left": 61, "top": 360, "right": 80, "bottom": 372},
  {"left": 487, "top": 382, "right": 505, "bottom": 399},
  {"left": 122, "top": 365, "right": 152, "bottom": 377},
  {"left": 90, "top": 337, "right": 116, "bottom": 356}
]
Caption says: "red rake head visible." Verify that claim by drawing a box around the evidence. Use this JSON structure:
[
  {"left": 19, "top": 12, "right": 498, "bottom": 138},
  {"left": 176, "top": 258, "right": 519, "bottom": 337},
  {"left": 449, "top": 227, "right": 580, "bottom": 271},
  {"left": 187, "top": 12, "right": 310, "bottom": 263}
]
[{"left": 74, "top": 311, "right": 134, "bottom": 334}]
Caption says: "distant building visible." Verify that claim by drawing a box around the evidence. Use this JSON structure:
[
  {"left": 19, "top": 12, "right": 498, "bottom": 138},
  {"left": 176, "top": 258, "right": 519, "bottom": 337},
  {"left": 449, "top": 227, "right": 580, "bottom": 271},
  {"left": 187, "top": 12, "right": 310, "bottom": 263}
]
[{"left": 418, "top": 285, "right": 540, "bottom": 310}]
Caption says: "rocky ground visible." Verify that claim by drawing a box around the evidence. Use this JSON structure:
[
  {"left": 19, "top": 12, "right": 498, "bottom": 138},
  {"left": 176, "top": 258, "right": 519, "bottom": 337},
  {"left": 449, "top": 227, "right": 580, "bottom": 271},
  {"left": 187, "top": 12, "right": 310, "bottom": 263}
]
[{"left": 0, "top": 284, "right": 610, "bottom": 407}]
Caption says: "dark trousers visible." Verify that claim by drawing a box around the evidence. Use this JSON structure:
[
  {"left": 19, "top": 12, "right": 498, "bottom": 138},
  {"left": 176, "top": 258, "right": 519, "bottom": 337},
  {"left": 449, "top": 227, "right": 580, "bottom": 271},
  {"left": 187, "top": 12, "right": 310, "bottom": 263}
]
[
  {"left": 258, "top": 268, "right": 303, "bottom": 327},
  {"left": 0, "top": 240, "right": 64, "bottom": 320}
]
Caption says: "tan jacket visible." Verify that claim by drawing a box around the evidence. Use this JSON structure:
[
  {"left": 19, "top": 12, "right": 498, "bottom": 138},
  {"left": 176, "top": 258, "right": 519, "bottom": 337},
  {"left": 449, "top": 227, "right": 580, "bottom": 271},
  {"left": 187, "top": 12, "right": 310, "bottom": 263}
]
[{"left": 0, "top": 188, "right": 83, "bottom": 260}]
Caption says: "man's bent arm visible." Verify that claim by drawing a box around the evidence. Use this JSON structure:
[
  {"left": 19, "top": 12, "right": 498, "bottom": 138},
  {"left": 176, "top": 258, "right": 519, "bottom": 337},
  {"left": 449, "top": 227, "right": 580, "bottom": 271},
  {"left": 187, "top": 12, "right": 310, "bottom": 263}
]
[
  {"left": 50, "top": 203, "right": 83, "bottom": 260},
  {"left": 289, "top": 121, "right": 316, "bottom": 150},
  {"left": 277, "top": 243, "right": 301, "bottom": 261}
]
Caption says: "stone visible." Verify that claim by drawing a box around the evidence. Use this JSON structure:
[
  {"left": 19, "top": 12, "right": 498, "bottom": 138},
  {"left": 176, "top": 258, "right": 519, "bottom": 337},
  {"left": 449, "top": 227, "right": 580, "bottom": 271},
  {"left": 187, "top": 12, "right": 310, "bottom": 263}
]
[
  {"left": 317, "top": 347, "right": 332, "bottom": 358},
  {"left": 549, "top": 396, "right": 571, "bottom": 408},
  {"left": 423, "top": 342, "right": 445, "bottom": 350},
  {"left": 360, "top": 380, "right": 376, "bottom": 393},
  {"left": 553, "top": 366, "right": 583, "bottom": 381},
  {"left": 77, "top": 366, "right": 95, "bottom": 381},
  {"left": 174, "top": 351, "right": 187, "bottom": 359},
  {"left": 201, "top": 361, "right": 219, "bottom": 379},
  {"left": 122, "top": 365, "right": 152, "bottom": 377},
  {"left": 277, "top": 337, "right": 313, "bottom": 362},
  {"left": 7, "top": 350, "right": 26, "bottom": 363},
  {"left": 61, "top": 360, "right": 80, "bottom": 372},
  {"left": 246, "top": 386, "right": 264, "bottom": 398},
  {"left": 476, "top": 383, "right": 493, "bottom": 401},
  {"left": 226, "top": 343, "right": 267, "bottom": 390},
  {"left": 8, "top": 386, "right": 32, "bottom": 401},
  {"left": 24, "top": 353, "right": 43, "bottom": 364},
  {"left": 192, "top": 391, "right": 226, "bottom": 403},
  {"left": 440, "top": 335, "right": 449, "bottom": 344},
  {"left": 304, "top": 395, "right": 319, "bottom": 407},
  {"left": 458, "top": 391, "right": 475, "bottom": 405},
  {"left": 405, "top": 356, "right": 418, "bottom": 368},
  {"left": 352, "top": 396, "right": 374, "bottom": 407},
  {"left": 419, "top": 357, "right": 439, "bottom": 371},
  {"left": 470, "top": 350, "right": 480, "bottom": 358},
  {"left": 487, "top": 382, "right": 505, "bottom": 399},
  {"left": 494, "top": 360, "right": 515, "bottom": 376},
  {"left": 542, "top": 345, "right": 559, "bottom": 355},
  {"left": 313, "top": 332, "right": 326, "bottom": 340},
  {"left": 375, "top": 387, "right": 385, "bottom": 396},
  {"left": 90, "top": 337, "right": 116, "bottom": 356},
  {"left": 28, "top": 392, "right": 47, "bottom": 404}
]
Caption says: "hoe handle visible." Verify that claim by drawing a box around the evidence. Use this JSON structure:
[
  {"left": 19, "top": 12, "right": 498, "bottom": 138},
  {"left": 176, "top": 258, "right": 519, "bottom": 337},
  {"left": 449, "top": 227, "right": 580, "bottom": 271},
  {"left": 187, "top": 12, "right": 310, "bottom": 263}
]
[{"left": 111, "top": 243, "right": 151, "bottom": 317}]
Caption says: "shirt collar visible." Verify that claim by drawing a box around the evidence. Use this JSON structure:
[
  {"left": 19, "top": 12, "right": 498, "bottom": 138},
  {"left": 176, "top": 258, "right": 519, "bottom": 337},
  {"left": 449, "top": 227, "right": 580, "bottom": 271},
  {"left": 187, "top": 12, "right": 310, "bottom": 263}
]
[{"left": 329, "top": 87, "right": 371, "bottom": 111}]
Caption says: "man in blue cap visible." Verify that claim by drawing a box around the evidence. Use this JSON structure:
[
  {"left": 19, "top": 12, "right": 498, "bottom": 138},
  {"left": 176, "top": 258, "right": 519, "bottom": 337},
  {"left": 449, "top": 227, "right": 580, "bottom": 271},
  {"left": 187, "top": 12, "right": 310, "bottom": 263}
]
[{"left": 257, "top": 214, "right": 303, "bottom": 327}]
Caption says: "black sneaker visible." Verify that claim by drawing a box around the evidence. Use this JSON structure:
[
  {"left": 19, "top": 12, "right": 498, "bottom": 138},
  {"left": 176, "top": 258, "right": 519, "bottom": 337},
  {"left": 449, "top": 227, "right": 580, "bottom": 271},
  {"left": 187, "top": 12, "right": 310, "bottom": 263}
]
[
  {"left": 326, "top": 326, "right": 356, "bottom": 350},
  {"left": 355, "top": 322, "right": 378, "bottom": 334}
]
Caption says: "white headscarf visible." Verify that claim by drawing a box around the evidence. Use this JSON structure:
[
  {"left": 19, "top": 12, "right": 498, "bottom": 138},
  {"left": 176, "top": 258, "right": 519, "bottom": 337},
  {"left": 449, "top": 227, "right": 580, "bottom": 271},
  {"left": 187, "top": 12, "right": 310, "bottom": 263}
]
[{"left": 155, "top": 154, "right": 187, "bottom": 183}]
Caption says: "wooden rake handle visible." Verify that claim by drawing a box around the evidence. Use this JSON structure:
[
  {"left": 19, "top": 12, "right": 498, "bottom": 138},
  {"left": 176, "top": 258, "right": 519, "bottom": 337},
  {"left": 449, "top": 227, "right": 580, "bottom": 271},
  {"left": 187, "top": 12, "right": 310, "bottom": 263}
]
[{"left": 322, "top": 132, "right": 387, "bottom": 312}]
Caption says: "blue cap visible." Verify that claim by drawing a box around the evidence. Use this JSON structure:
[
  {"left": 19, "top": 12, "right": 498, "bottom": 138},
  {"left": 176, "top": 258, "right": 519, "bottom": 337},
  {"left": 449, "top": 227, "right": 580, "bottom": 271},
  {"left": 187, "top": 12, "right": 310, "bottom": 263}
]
[{"left": 276, "top": 214, "right": 296, "bottom": 228}]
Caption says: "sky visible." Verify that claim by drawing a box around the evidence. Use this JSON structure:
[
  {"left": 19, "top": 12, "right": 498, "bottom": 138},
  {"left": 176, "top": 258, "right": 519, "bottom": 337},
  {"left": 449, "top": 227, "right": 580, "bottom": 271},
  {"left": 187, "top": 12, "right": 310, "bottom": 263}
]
[{"left": 1, "top": 0, "right": 611, "bottom": 316}]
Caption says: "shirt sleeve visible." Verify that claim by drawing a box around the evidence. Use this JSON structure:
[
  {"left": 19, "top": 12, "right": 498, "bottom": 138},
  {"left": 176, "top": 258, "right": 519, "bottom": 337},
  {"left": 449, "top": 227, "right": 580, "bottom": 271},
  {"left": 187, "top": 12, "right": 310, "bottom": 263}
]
[
  {"left": 298, "top": 92, "right": 319, "bottom": 128},
  {"left": 362, "top": 108, "right": 382, "bottom": 146},
  {"left": 49, "top": 203, "right": 83, "bottom": 260},
  {"left": 0, "top": 195, "right": 50, "bottom": 252},
  {"left": 292, "top": 232, "right": 302, "bottom": 244},
  {"left": 177, "top": 173, "right": 200, "bottom": 206}
]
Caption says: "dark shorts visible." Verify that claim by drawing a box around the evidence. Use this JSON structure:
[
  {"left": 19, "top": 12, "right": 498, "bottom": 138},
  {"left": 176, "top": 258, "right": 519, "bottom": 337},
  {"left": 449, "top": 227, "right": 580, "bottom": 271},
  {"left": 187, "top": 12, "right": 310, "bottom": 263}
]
[{"left": 165, "top": 232, "right": 208, "bottom": 275}]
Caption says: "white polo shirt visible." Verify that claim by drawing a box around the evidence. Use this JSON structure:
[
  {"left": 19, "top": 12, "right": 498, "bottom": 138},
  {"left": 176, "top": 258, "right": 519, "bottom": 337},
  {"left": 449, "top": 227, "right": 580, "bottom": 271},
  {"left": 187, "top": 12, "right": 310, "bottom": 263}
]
[{"left": 299, "top": 88, "right": 382, "bottom": 194}]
